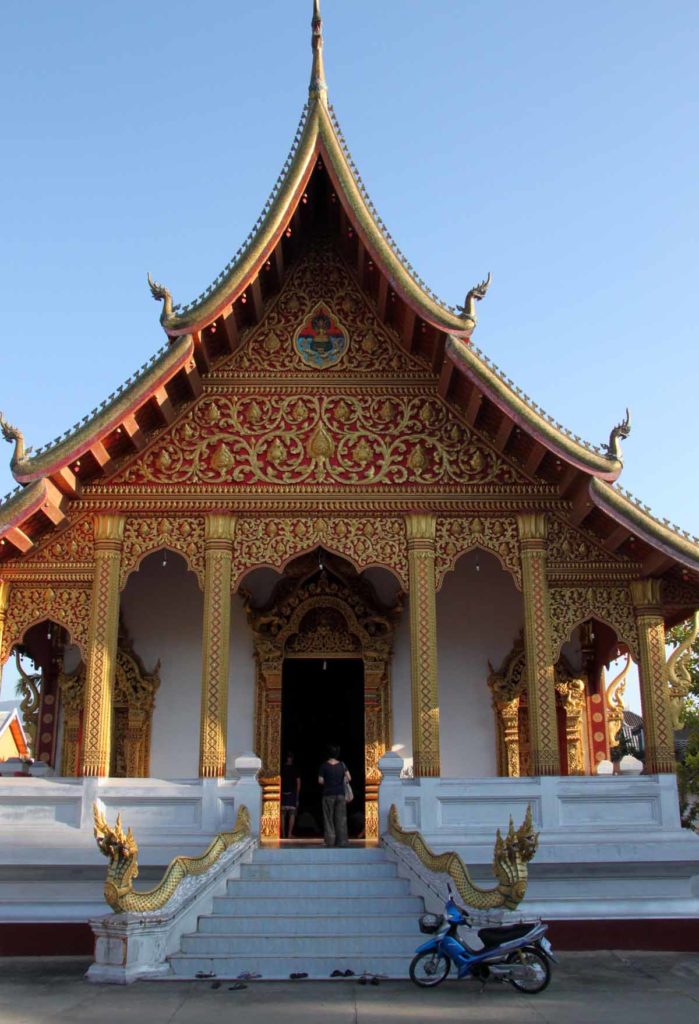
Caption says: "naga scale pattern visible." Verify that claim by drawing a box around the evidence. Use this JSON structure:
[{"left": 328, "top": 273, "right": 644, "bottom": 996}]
[
  {"left": 387, "top": 803, "right": 539, "bottom": 911},
  {"left": 92, "top": 801, "right": 251, "bottom": 914}
]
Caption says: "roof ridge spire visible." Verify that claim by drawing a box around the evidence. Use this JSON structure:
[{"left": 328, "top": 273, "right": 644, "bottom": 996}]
[{"left": 309, "top": 0, "right": 328, "bottom": 104}]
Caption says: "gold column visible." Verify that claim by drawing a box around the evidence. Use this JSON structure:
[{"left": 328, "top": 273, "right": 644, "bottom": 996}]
[
  {"left": 364, "top": 661, "right": 385, "bottom": 842},
  {"left": 630, "top": 580, "right": 675, "bottom": 773},
  {"left": 517, "top": 513, "right": 560, "bottom": 776},
  {"left": 406, "top": 513, "right": 440, "bottom": 778},
  {"left": 257, "top": 661, "right": 282, "bottom": 840},
  {"left": 199, "top": 514, "right": 236, "bottom": 778},
  {"left": 0, "top": 581, "right": 9, "bottom": 681},
  {"left": 82, "top": 514, "right": 125, "bottom": 777},
  {"left": 495, "top": 698, "right": 521, "bottom": 777}
]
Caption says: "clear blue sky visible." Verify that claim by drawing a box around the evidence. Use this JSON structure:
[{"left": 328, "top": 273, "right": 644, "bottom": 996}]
[{"left": 0, "top": 0, "right": 697, "bottom": 535}]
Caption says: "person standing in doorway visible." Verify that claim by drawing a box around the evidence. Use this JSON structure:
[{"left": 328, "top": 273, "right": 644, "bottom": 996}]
[
  {"left": 281, "top": 752, "right": 301, "bottom": 839},
  {"left": 318, "top": 745, "right": 350, "bottom": 848}
]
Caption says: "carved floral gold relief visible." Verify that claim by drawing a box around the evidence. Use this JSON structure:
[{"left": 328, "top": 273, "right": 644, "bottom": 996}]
[
  {"left": 119, "top": 516, "right": 206, "bottom": 589},
  {"left": 2, "top": 514, "right": 95, "bottom": 573},
  {"left": 232, "top": 516, "right": 409, "bottom": 591},
  {"left": 119, "top": 388, "right": 517, "bottom": 493},
  {"left": 217, "top": 241, "right": 423, "bottom": 379},
  {"left": 548, "top": 585, "right": 638, "bottom": 661},
  {"left": 547, "top": 516, "right": 620, "bottom": 564},
  {"left": 2, "top": 586, "right": 89, "bottom": 663},
  {"left": 436, "top": 516, "right": 521, "bottom": 589}
]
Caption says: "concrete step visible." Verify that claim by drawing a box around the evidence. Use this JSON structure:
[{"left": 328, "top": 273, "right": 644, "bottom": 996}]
[
  {"left": 197, "top": 913, "right": 420, "bottom": 936},
  {"left": 168, "top": 844, "right": 424, "bottom": 981},
  {"left": 253, "top": 847, "right": 386, "bottom": 864},
  {"left": 180, "top": 932, "right": 421, "bottom": 956},
  {"left": 240, "top": 861, "right": 398, "bottom": 881},
  {"left": 211, "top": 895, "right": 421, "bottom": 916},
  {"left": 225, "top": 878, "right": 409, "bottom": 898},
  {"left": 168, "top": 952, "right": 415, "bottom": 981}
]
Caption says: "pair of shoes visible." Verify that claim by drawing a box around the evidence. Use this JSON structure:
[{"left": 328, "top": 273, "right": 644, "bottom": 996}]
[
  {"left": 290, "top": 972, "right": 308, "bottom": 980},
  {"left": 237, "top": 971, "right": 261, "bottom": 980},
  {"left": 331, "top": 969, "right": 355, "bottom": 977},
  {"left": 195, "top": 971, "right": 216, "bottom": 979},
  {"left": 358, "top": 975, "right": 380, "bottom": 986},
  {"left": 228, "top": 982, "right": 247, "bottom": 991}
]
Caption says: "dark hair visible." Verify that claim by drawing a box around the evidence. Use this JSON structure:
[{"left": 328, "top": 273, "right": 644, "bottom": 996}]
[{"left": 328, "top": 744, "right": 341, "bottom": 759}]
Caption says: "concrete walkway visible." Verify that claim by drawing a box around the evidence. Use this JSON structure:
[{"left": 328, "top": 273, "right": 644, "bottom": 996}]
[{"left": 0, "top": 953, "right": 698, "bottom": 1023}]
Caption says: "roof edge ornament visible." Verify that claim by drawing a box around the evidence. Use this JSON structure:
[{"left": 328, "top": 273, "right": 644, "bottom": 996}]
[
  {"left": 604, "top": 408, "right": 631, "bottom": 463},
  {"left": 458, "top": 272, "right": 492, "bottom": 324},
  {"left": 147, "top": 272, "right": 174, "bottom": 329},
  {"left": 0, "top": 411, "right": 25, "bottom": 474},
  {"left": 309, "top": 0, "right": 328, "bottom": 105}
]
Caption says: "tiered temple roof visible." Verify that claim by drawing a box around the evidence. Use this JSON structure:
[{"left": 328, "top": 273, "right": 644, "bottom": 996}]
[{"left": 1, "top": 0, "right": 697, "bottom": 588}]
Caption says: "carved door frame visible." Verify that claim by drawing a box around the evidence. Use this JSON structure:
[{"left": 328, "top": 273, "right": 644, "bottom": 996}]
[{"left": 250, "top": 579, "right": 396, "bottom": 841}]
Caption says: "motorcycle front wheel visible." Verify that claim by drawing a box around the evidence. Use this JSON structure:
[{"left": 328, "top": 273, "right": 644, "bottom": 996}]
[
  {"left": 409, "top": 950, "right": 451, "bottom": 987},
  {"left": 506, "top": 946, "right": 551, "bottom": 994}
]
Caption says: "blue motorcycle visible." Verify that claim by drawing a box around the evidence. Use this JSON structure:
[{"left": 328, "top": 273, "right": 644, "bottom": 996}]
[{"left": 409, "top": 889, "right": 556, "bottom": 994}]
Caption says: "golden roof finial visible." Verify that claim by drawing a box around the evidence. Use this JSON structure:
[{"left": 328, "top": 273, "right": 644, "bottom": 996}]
[{"left": 309, "top": 0, "right": 328, "bottom": 104}]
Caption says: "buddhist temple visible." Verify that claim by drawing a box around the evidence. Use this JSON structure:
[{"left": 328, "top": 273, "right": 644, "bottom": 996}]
[{"left": 0, "top": 2, "right": 697, "bottom": 967}]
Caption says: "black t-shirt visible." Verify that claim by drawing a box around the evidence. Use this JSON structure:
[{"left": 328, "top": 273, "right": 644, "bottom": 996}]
[
  {"left": 319, "top": 761, "right": 346, "bottom": 796},
  {"left": 281, "top": 765, "right": 299, "bottom": 794}
]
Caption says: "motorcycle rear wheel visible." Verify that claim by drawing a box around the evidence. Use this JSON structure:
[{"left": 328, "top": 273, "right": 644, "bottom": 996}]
[
  {"left": 506, "top": 946, "right": 551, "bottom": 994},
  {"left": 409, "top": 950, "right": 451, "bottom": 987}
]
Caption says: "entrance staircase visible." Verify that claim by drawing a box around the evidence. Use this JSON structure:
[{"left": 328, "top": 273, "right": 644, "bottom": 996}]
[{"left": 168, "top": 845, "right": 424, "bottom": 980}]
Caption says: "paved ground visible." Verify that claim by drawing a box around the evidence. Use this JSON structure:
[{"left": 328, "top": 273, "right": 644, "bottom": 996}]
[{"left": 0, "top": 953, "right": 698, "bottom": 1023}]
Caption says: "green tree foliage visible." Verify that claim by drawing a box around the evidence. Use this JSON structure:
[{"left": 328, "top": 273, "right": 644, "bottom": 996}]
[{"left": 666, "top": 619, "right": 699, "bottom": 829}]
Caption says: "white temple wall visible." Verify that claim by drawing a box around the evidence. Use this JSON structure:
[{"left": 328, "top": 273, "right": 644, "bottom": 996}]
[
  {"left": 120, "top": 553, "right": 203, "bottom": 779},
  {"left": 227, "top": 594, "right": 256, "bottom": 763},
  {"left": 390, "top": 595, "right": 413, "bottom": 767},
  {"left": 437, "top": 549, "right": 523, "bottom": 777}
]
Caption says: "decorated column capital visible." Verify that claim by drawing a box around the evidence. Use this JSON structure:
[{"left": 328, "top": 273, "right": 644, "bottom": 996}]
[
  {"left": 94, "top": 513, "right": 126, "bottom": 548},
  {"left": 199, "top": 513, "right": 236, "bottom": 778},
  {"left": 630, "top": 577, "right": 674, "bottom": 773},
  {"left": 406, "top": 513, "right": 437, "bottom": 545},
  {"left": 405, "top": 512, "right": 440, "bottom": 777},
  {"left": 205, "top": 513, "right": 237, "bottom": 547},
  {"left": 517, "top": 512, "right": 548, "bottom": 546},
  {"left": 518, "top": 512, "right": 560, "bottom": 776},
  {"left": 82, "top": 514, "right": 125, "bottom": 777},
  {"left": 630, "top": 578, "right": 663, "bottom": 614}
]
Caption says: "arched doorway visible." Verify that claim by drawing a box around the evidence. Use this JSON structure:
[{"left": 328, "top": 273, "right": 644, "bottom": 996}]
[
  {"left": 245, "top": 550, "right": 401, "bottom": 841},
  {"left": 281, "top": 655, "right": 365, "bottom": 839}
]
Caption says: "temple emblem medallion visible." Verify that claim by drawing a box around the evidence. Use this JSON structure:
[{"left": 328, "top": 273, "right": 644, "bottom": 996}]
[{"left": 294, "top": 303, "right": 348, "bottom": 369}]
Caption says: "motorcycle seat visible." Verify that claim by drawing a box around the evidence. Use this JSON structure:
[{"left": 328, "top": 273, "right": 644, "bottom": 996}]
[{"left": 477, "top": 924, "right": 534, "bottom": 948}]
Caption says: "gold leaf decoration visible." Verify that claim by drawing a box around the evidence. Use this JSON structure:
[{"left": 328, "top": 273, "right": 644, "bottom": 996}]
[{"left": 210, "top": 443, "right": 234, "bottom": 474}]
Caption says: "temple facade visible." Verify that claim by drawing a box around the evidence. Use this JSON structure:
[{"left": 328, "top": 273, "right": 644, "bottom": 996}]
[{"left": 1, "top": 3, "right": 698, "bottom": 931}]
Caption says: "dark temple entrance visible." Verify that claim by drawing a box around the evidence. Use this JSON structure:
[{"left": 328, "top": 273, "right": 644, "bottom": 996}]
[{"left": 281, "top": 658, "right": 365, "bottom": 838}]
